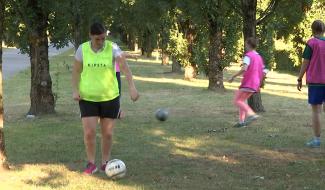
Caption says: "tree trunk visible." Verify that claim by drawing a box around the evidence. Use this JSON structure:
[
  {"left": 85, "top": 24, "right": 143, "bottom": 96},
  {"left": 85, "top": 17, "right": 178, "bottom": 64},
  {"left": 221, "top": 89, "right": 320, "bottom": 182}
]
[
  {"left": 248, "top": 93, "right": 265, "bottom": 112},
  {"left": 0, "top": 0, "right": 9, "bottom": 171},
  {"left": 121, "top": 31, "right": 128, "bottom": 45},
  {"left": 179, "top": 19, "right": 197, "bottom": 79},
  {"left": 241, "top": 0, "right": 257, "bottom": 39},
  {"left": 142, "top": 30, "right": 154, "bottom": 58},
  {"left": 185, "top": 29, "right": 198, "bottom": 80},
  {"left": 28, "top": 1, "right": 55, "bottom": 115},
  {"left": 248, "top": 92, "right": 265, "bottom": 112},
  {"left": 207, "top": 13, "right": 224, "bottom": 91},
  {"left": 134, "top": 41, "right": 138, "bottom": 52},
  {"left": 184, "top": 65, "right": 197, "bottom": 81},
  {"left": 146, "top": 51, "right": 153, "bottom": 58},
  {"left": 171, "top": 57, "right": 182, "bottom": 73},
  {"left": 241, "top": 0, "right": 265, "bottom": 112},
  {"left": 183, "top": 19, "right": 197, "bottom": 69},
  {"left": 127, "top": 33, "right": 136, "bottom": 51},
  {"left": 141, "top": 48, "right": 145, "bottom": 56},
  {"left": 161, "top": 51, "right": 169, "bottom": 66}
]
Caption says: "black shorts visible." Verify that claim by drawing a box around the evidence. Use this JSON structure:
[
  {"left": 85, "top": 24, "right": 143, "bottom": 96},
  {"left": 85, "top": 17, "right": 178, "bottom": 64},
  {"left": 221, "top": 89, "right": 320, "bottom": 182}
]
[
  {"left": 79, "top": 96, "right": 120, "bottom": 118},
  {"left": 116, "top": 72, "right": 121, "bottom": 95}
]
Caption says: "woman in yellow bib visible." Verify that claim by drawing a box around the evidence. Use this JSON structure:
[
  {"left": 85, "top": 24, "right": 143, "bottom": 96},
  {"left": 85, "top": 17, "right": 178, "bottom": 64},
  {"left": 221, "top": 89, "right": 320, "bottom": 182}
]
[{"left": 72, "top": 22, "right": 139, "bottom": 174}]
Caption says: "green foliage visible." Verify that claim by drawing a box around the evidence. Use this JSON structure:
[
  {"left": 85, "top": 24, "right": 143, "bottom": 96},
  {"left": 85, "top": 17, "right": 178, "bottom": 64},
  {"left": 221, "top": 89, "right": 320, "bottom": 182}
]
[
  {"left": 176, "top": 0, "right": 241, "bottom": 73},
  {"left": 166, "top": 23, "right": 190, "bottom": 67},
  {"left": 288, "top": 1, "right": 325, "bottom": 66},
  {"left": 55, "top": 0, "right": 117, "bottom": 49},
  {"left": 158, "top": 10, "right": 173, "bottom": 52},
  {"left": 4, "top": 0, "right": 29, "bottom": 52},
  {"left": 257, "top": 23, "right": 275, "bottom": 69},
  {"left": 111, "top": 0, "right": 172, "bottom": 55},
  {"left": 270, "top": 1, "right": 325, "bottom": 71},
  {"left": 4, "top": 0, "right": 67, "bottom": 52},
  {"left": 4, "top": 0, "right": 117, "bottom": 51},
  {"left": 220, "top": 10, "right": 242, "bottom": 67},
  {"left": 3, "top": 0, "right": 324, "bottom": 76},
  {"left": 273, "top": 50, "right": 299, "bottom": 72},
  {"left": 192, "top": 27, "right": 209, "bottom": 74},
  {"left": 242, "top": 0, "right": 323, "bottom": 72}
]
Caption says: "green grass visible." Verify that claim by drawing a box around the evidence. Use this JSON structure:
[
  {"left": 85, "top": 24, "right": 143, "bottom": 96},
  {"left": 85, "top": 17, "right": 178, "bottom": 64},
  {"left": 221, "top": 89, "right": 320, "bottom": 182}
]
[{"left": 1, "top": 50, "right": 325, "bottom": 190}]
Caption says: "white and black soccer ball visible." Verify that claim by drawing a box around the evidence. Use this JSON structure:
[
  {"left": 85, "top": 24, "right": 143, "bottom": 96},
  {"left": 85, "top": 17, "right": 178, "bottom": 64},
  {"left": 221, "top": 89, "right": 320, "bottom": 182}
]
[
  {"left": 155, "top": 108, "right": 169, "bottom": 121},
  {"left": 105, "top": 159, "right": 127, "bottom": 179}
]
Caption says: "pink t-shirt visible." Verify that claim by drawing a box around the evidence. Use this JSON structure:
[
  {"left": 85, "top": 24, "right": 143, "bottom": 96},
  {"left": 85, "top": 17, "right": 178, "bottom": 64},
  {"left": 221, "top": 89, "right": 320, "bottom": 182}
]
[
  {"left": 115, "top": 61, "right": 120, "bottom": 72},
  {"left": 306, "top": 38, "right": 325, "bottom": 84},
  {"left": 239, "top": 51, "right": 265, "bottom": 92}
]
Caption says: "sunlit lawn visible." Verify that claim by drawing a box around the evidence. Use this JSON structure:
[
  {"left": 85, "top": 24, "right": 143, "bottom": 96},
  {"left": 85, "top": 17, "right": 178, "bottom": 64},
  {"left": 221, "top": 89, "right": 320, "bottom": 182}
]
[{"left": 1, "top": 49, "right": 325, "bottom": 190}]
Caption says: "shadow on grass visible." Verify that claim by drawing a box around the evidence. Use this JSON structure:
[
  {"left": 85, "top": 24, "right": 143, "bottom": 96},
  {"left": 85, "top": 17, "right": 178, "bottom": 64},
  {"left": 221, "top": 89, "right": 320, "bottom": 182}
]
[
  {"left": 24, "top": 169, "right": 69, "bottom": 188},
  {"left": 264, "top": 80, "right": 298, "bottom": 88}
]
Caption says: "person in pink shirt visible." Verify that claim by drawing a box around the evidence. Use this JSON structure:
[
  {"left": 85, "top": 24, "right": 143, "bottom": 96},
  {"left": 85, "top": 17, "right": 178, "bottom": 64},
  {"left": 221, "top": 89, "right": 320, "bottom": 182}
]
[
  {"left": 297, "top": 20, "right": 325, "bottom": 148},
  {"left": 228, "top": 37, "right": 266, "bottom": 128}
]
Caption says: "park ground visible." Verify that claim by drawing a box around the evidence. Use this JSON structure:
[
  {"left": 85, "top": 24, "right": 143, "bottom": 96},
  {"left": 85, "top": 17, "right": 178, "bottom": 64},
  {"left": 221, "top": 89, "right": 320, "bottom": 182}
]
[{"left": 0, "top": 49, "right": 324, "bottom": 190}]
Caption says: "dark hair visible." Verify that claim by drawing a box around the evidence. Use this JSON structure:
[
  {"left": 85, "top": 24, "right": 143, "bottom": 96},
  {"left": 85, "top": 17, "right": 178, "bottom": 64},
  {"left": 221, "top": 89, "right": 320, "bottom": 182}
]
[
  {"left": 246, "top": 37, "right": 258, "bottom": 49},
  {"left": 90, "top": 22, "right": 106, "bottom": 35},
  {"left": 311, "top": 20, "right": 325, "bottom": 35}
]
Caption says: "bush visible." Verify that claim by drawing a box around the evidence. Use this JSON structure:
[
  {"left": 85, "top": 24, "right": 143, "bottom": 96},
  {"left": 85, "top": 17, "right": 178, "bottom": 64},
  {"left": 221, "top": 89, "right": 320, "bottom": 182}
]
[{"left": 274, "top": 50, "right": 299, "bottom": 72}]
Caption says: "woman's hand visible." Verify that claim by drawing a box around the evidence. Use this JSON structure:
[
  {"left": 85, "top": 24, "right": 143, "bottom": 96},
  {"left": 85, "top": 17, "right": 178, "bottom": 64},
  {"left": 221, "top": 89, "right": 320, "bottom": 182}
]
[
  {"left": 73, "top": 90, "right": 81, "bottom": 101},
  {"left": 129, "top": 86, "right": 139, "bottom": 102}
]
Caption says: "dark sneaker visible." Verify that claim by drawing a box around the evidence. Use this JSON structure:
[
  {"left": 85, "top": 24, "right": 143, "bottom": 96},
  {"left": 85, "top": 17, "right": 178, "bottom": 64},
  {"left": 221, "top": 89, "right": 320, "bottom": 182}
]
[
  {"left": 83, "top": 162, "right": 98, "bottom": 174},
  {"left": 245, "top": 115, "right": 259, "bottom": 125},
  {"left": 233, "top": 122, "right": 247, "bottom": 128},
  {"left": 305, "top": 139, "right": 320, "bottom": 148}
]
